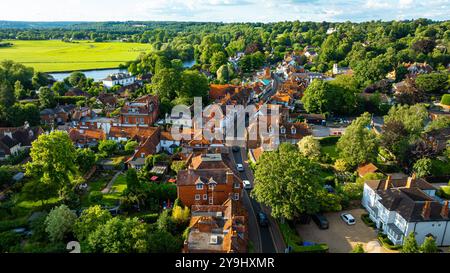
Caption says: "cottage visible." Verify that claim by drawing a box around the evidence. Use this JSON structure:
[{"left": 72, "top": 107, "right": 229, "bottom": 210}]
[
  {"left": 0, "top": 125, "right": 43, "bottom": 160},
  {"left": 102, "top": 73, "right": 136, "bottom": 89},
  {"left": 362, "top": 175, "right": 450, "bottom": 246}
]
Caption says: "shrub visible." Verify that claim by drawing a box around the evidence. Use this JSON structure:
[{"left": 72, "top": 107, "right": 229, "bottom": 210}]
[
  {"left": 88, "top": 191, "right": 104, "bottom": 204},
  {"left": 0, "top": 231, "right": 22, "bottom": 252},
  {"left": 140, "top": 213, "right": 160, "bottom": 224},
  {"left": 0, "top": 218, "right": 28, "bottom": 233},
  {"left": 378, "top": 233, "right": 402, "bottom": 251},
  {"left": 361, "top": 213, "right": 376, "bottom": 228},
  {"left": 319, "top": 136, "right": 340, "bottom": 146},
  {"left": 441, "top": 94, "right": 450, "bottom": 106}
]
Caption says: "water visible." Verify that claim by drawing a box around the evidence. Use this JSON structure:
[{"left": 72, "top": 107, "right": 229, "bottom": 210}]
[
  {"left": 49, "top": 60, "right": 196, "bottom": 82},
  {"left": 49, "top": 68, "right": 127, "bottom": 82}
]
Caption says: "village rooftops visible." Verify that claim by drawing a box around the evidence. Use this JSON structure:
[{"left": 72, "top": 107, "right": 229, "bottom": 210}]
[{"left": 102, "top": 72, "right": 134, "bottom": 81}]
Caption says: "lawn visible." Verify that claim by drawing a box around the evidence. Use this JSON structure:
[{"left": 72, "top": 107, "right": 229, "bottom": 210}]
[
  {"left": 0, "top": 40, "right": 153, "bottom": 72},
  {"left": 321, "top": 144, "right": 339, "bottom": 162},
  {"left": 102, "top": 173, "right": 127, "bottom": 207}
]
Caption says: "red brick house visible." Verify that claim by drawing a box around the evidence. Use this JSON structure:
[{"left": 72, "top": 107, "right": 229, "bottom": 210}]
[{"left": 119, "top": 95, "right": 159, "bottom": 126}]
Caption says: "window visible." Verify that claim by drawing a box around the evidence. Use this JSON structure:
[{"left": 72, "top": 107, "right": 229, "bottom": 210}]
[
  {"left": 195, "top": 194, "right": 201, "bottom": 201},
  {"left": 140, "top": 153, "right": 145, "bottom": 158},
  {"left": 233, "top": 193, "right": 239, "bottom": 201},
  {"left": 196, "top": 184, "right": 203, "bottom": 190},
  {"left": 234, "top": 183, "right": 240, "bottom": 189},
  {"left": 203, "top": 194, "right": 208, "bottom": 200},
  {"left": 280, "top": 127, "right": 286, "bottom": 134},
  {"left": 291, "top": 128, "right": 297, "bottom": 135},
  {"left": 209, "top": 197, "right": 214, "bottom": 205},
  {"left": 209, "top": 184, "right": 215, "bottom": 190}
]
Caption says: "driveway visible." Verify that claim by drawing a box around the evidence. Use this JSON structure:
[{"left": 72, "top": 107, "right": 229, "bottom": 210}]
[{"left": 296, "top": 208, "right": 396, "bottom": 253}]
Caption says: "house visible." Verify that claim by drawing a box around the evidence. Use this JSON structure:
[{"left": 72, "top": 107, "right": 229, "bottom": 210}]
[
  {"left": 40, "top": 105, "right": 76, "bottom": 125},
  {"left": 209, "top": 84, "right": 239, "bottom": 102},
  {"left": 68, "top": 126, "right": 107, "bottom": 148},
  {"left": 176, "top": 153, "right": 243, "bottom": 207},
  {"left": 362, "top": 175, "right": 450, "bottom": 246},
  {"left": 102, "top": 73, "right": 136, "bottom": 89},
  {"left": 357, "top": 163, "right": 382, "bottom": 178},
  {"left": 119, "top": 95, "right": 159, "bottom": 126},
  {"left": 160, "top": 131, "right": 181, "bottom": 154},
  {"left": 125, "top": 127, "right": 161, "bottom": 170},
  {"left": 405, "top": 62, "right": 433, "bottom": 76},
  {"left": 183, "top": 198, "right": 247, "bottom": 253},
  {"left": 0, "top": 124, "right": 43, "bottom": 160},
  {"left": 332, "top": 64, "right": 353, "bottom": 76},
  {"left": 65, "top": 87, "right": 89, "bottom": 97},
  {"left": 96, "top": 93, "right": 118, "bottom": 108}
]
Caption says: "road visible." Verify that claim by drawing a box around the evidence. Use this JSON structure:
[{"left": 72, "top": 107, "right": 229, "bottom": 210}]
[{"left": 232, "top": 147, "right": 278, "bottom": 253}]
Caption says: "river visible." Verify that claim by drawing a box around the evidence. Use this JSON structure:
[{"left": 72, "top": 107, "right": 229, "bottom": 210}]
[{"left": 49, "top": 60, "right": 197, "bottom": 82}]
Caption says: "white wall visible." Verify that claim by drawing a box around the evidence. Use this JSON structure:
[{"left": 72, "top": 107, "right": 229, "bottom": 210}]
[{"left": 406, "top": 221, "right": 450, "bottom": 246}]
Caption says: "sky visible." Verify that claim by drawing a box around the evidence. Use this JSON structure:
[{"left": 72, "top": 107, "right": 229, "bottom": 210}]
[{"left": 1, "top": 0, "right": 449, "bottom": 23}]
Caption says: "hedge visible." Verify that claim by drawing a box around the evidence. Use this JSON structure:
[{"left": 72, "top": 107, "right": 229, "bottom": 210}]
[
  {"left": 378, "top": 233, "right": 402, "bottom": 251},
  {"left": 361, "top": 213, "right": 376, "bottom": 229},
  {"left": 295, "top": 244, "right": 329, "bottom": 253},
  {"left": 319, "top": 136, "right": 340, "bottom": 146},
  {"left": 0, "top": 218, "right": 28, "bottom": 233},
  {"left": 55, "top": 96, "right": 86, "bottom": 105},
  {"left": 140, "top": 213, "right": 160, "bottom": 224}
]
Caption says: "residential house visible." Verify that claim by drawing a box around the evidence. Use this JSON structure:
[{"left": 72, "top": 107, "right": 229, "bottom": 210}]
[
  {"left": 0, "top": 124, "right": 43, "bottom": 160},
  {"left": 68, "top": 126, "right": 107, "bottom": 148},
  {"left": 362, "top": 175, "right": 450, "bottom": 246},
  {"left": 96, "top": 93, "right": 118, "bottom": 109},
  {"left": 65, "top": 87, "right": 89, "bottom": 97},
  {"left": 176, "top": 153, "right": 243, "bottom": 207},
  {"left": 40, "top": 104, "right": 76, "bottom": 125},
  {"left": 183, "top": 198, "right": 247, "bottom": 253},
  {"left": 119, "top": 95, "right": 159, "bottom": 126},
  {"left": 125, "top": 127, "right": 161, "bottom": 170},
  {"left": 357, "top": 163, "right": 382, "bottom": 178},
  {"left": 102, "top": 72, "right": 136, "bottom": 89},
  {"left": 160, "top": 131, "right": 181, "bottom": 154}
]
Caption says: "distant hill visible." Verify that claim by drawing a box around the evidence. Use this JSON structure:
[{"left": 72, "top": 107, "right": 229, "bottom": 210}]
[{"left": 0, "top": 21, "right": 87, "bottom": 29}]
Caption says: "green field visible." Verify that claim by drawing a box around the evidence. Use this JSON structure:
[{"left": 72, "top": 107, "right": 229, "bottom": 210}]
[{"left": 0, "top": 40, "right": 152, "bottom": 72}]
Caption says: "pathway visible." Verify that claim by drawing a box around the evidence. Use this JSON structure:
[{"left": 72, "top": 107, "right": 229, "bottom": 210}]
[{"left": 101, "top": 171, "right": 122, "bottom": 194}]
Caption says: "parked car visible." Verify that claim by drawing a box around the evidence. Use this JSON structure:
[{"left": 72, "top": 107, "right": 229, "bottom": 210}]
[
  {"left": 243, "top": 180, "right": 252, "bottom": 190},
  {"left": 236, "top": 164, "right": 244, "bottom": 172},
  {"left": 341, "top": 213, "right": 356, "bottom": 225},
  {"left": 258, "top": 212, "right": 269, "bottom": 227},
  {"left": 312, "top": 213, "right": 329, "bottom": 229}
]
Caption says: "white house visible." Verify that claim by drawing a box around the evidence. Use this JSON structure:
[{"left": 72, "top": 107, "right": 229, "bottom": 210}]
[
  {"left": 102, "top": 73, "right": 136, "bottom": 89},
  {"left": 362, "top": 175, "right": 450, "bottom": 246}
]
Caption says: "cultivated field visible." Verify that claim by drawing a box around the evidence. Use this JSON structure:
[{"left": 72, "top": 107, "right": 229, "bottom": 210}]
[{"left": 0, "top": 40, "right": 152, "bottom": 72}]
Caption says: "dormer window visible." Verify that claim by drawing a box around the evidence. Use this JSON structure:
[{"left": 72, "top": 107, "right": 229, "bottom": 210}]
[
  {"left": 291, "top": 127, "right": 297, "bottom": 135},
  {"left": 280, "top": 126, "right": 286, "bottom": 134},
  {"left": 196, "top": 184, "right": 204, "bottom": 190}
]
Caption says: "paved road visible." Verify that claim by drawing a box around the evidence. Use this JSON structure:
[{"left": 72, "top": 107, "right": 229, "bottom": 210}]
[{"left": 232, "top": 148, "right": 277, "bottom": 253}]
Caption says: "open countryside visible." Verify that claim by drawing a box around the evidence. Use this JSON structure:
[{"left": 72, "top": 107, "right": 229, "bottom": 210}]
[{"left": 0, "top": 40, "right": 152, "bottom": 72}]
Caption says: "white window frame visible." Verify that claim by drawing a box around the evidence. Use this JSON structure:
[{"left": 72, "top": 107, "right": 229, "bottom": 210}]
[
  {"left": 195, "top": 194, "right": 201, "bottom": 201},
  {"left": 203, "top": 194, "right": 208, "bottom": 200},
  {"left": 233, "top": 193, "right": 240, "bottom": 201},
  {"left": 209, "top": 197, "right": 214, "bottom": 205},
  {"left": 196, "top": 184, "right": 203, "bottom": 190}
]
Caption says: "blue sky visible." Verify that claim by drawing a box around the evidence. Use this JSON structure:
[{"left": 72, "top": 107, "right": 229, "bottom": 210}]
[{"left": 1, "top": 0, "right": 449, "bottom": 22}]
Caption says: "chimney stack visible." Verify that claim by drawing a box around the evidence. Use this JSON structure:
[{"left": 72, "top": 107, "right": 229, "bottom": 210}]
[
  {"left": 384, "top": 176, "right": 392, "bottom": 190},
  {"left": 422, "top": 201, "right": 432, "bottom": 220},
  {"left": 406, "top": 176, "right": 413, "bottom": 189},
  {"left": 441, "top": 201, "right": 449, "bottom": 219}
]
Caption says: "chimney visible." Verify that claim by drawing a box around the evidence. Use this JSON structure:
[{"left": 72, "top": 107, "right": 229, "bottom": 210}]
[
  {"left": 226, "top": 171, "right": 234, "bottom": 184},
  {"left": 406, "top": 176, "right": 413, "bottom": 189},
  {"left": 384, "top": 176, "right": 392, "bottom": 190},
  {"left": 441, "top": 201, "right": 449, "bottom": 219},
  {"left": 422, "top": 201, "right": 431, "bottom": 220}
]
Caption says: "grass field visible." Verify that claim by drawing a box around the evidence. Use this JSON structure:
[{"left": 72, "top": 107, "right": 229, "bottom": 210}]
[{"left": 0, "top": 40, "right": 152, "bottom": 72}]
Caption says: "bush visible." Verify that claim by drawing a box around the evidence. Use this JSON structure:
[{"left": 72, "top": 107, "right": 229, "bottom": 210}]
[
  {"left": 140, "top": 213, "right": 160, "bottom": 224},
  {"left": 0, "top": 231, "right": 22, "bottom": 252},
  {"left": 319, "top": 136, "right": 340, "bottom": 146},
  {"left": 361, "top": 214, "right": 376, "bottom": 229},
  {"left": 89, "top": 191, "right": 104, "bottom": 204},
  {"left": 0, "top": 218, "right": 28, "bottom": 233},
  {"left": 378, "top": 233, "right": 402, "bottom": 250},
  {"left": 295, "top": 243, "right": 329, "bottom": 253},
  {"left": 441, "top": 94, "right": 450, "bottom": 106}
]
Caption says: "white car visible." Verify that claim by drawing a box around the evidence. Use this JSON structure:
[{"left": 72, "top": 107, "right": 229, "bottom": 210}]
[
  {"left": 243, "top": 180, "right": 252, "bottom": 189},
  {"left": 236, "top": 164, "right": 244, "bottom": 172},
  {"left": 341, "top": 213, "right": 356, "bottom": 225}
]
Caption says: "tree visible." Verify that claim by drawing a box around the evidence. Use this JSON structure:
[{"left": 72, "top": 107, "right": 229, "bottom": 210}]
[
  {"left": 74, "top": 205, "right": 112, "bottom": 242},
  {"left": 179, "top": 70, "right": 209, "bottom": 101},
  {"left": 32, "top": 71, "right": 51, "bottom": 89},
  {"left": 38, "top": 87, "right": 56, "bottom": 109},
  {"left": 441, "top": 94, "right": 450, "bottom": 106},
  {"left": 380, "top": 120, "right": 410, "bottom": 162},
  {"left": 75, "top": 148, "right": 96, "bottom": 174},
  {"left": 402, "top": 232, "right": 420, "bottom": 253},
  {"left": 25, "top": 131, "right": 78, "bottom": 198},
  {"left": 354, "top": 56, "right": 390, "bottom": 87},
  {"left": 171, "top": 161, "right": 186, "bottom": 174},
  {"left": 297, "top": 136, "right": 321, "bottom": 160},
  {"left": 217, "top": 64, "right": 234, "bottom": 83},
  {"left": 87, "top": 217, "right": 148, "bottom": 253},
  {"left": 352, "top": 243, "right": 365, "bottom": 253},
  {"left": 384, "top": 104, "right": 428, "bottom": 137},
  {"left": 415, "top": 72, "right": 448, "bottom": 94},
  {"left": 51, "top": 81, "right": 68, "bottom": 96},
  {"left": 0, "top": 82, "right": 15, "bottom": 108},
  {"left": 411, "top": 38, "right": 436, "bottom": 54},
  {"left": 45, "top": 204, "right": 77, "bottom": 243},
  {"left": 172, "top": 205, "right": 190, "bottom": 224},
  {"left": 152, "top": 68, "right": 181, "bottom": 101},
  {"left": 251, "top": 143, "right": 325, "bottom": 219},
  {"left": 394, "top": 77, "right": 425, "bottom": 105},
  {"left": 210, "top": 52, "right": 227, "bottom": 74},
  {"left": 125, "top": 168, "right": 141, "bottom": 194},
  {"left": 98, "top": 140, "right": 118, "bottom": 156},
  {"left": 68, "top": 71, "right": 87, "bottom": 87},
  {"left": 14, "top": 80, "right": 26, "bottom": 100},
  {"left": 336, "top": 113, "right": 378, "bottom": 167},
  {"left": 148, "top": 230, "right": 181, "bottom": 253},
  {"left": 426, "top": 116, "right": 450, "bottom": 133},
  {"left": 420, "top": 236, "right": 438, "bottom": 253},
  {"left": 124, "top": 140, "right": 139, "bottom": 152},
  {"left": 156, "top": 209, "right": 176, "bottom": 234},
  {"left": 413, "top": 158, "right": 432, "bottom": 178}
]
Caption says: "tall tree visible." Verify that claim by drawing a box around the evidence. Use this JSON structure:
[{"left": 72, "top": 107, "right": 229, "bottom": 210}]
[
  {"left": 402, "top": 232, "right": 420, "bottom": 253},
  {"left": 45, "top": 204, "right": 77, "bottom": 243},
  {"left": 38, "top": 87, "right": 56, "bottom": 109},
  {"left": 336, "top": 112, "right": 378, "bottom": 167}
]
